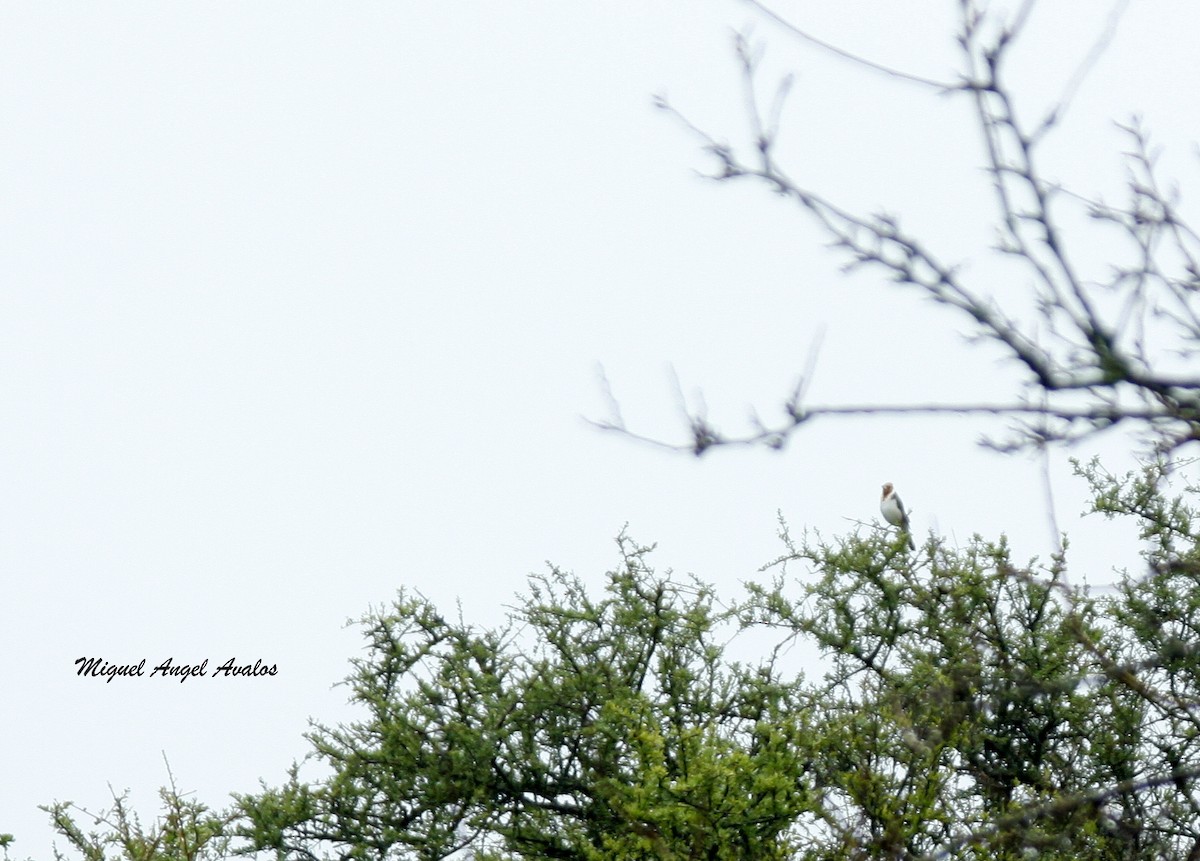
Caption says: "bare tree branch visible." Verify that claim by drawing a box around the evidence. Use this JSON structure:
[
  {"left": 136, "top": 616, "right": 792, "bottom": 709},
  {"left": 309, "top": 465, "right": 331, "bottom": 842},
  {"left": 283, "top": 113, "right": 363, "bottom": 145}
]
[
  {"left": 743, "top": 0, "right": 958, "bottom": 91},
  {"left": 622, "top": 1, "right": 1200, "bottom": 458}
]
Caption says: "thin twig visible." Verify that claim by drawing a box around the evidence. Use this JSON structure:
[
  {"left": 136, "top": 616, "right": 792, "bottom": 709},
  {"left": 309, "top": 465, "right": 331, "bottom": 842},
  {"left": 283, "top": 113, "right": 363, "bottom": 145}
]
[{"left": 743, "top": 0, "right": 958, "bottom": 91}]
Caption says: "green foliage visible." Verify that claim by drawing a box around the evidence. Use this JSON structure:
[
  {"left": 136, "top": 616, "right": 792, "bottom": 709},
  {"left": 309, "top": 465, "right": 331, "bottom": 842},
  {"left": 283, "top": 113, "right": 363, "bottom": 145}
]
[
  {"left": 234, "top": 463, "right": 1200, "bottom": 860},
  {"left": 31, "top": 464, "right": 1200, "bottom": 860},
  {"left": 40, "top": 773, "right": 232, "bottom": 861},
  {"left": 743, "top": 520, "right": 1150, "bottom": 859},
  {"left": 236, "top": 533, "right": 815, "bottom": 861}
]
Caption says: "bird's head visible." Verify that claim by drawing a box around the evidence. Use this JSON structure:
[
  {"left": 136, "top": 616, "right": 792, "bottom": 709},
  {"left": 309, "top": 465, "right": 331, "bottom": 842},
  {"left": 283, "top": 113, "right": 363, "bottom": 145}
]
[{"left": 881, "top": 482, "right": 894, "bottom": 498}]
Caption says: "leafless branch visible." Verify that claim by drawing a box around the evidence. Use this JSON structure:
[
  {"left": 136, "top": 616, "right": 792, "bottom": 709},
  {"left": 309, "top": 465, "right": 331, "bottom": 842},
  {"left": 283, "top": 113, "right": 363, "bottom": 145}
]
[
  {"left": 743, "top": 0, "right": 958, "bottom": 91},
  {"left": 588, "top": 398, "right": 1181, "bottom": 456},
  {"left": 623, "top": 1, "right": 1200, "bottom": 458}
]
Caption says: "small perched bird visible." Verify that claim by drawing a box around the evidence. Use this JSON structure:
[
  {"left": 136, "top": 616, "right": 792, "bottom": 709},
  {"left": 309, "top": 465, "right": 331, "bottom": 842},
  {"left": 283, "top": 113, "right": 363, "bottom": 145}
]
[{"left": 880, "top": 482, "right": 915, "bottom": 550}]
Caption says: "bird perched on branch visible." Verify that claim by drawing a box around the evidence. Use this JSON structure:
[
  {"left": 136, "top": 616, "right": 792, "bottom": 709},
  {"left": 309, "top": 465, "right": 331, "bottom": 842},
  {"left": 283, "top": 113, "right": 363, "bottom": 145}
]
[{"left": 880, "top": 482, "right": 915, "bottom": 550}]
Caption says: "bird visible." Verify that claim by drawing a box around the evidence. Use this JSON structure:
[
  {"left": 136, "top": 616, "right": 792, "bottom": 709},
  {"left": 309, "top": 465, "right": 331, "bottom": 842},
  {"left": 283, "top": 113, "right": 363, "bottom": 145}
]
[{"left": 880, "top": 482, "right": 915, "bottom": 550}]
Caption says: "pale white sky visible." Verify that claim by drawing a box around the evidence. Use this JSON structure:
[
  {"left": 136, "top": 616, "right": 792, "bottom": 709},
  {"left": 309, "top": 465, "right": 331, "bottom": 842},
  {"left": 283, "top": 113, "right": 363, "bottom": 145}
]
[{"left": 2, "top": 2, "right": 1196, "bottom": 857}]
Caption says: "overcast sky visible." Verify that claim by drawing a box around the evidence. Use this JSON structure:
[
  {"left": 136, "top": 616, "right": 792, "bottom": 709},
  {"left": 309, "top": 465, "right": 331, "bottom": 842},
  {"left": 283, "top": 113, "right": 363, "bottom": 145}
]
[{"left": 3, "top": 2, "right": 1197, "bottom": 857}]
